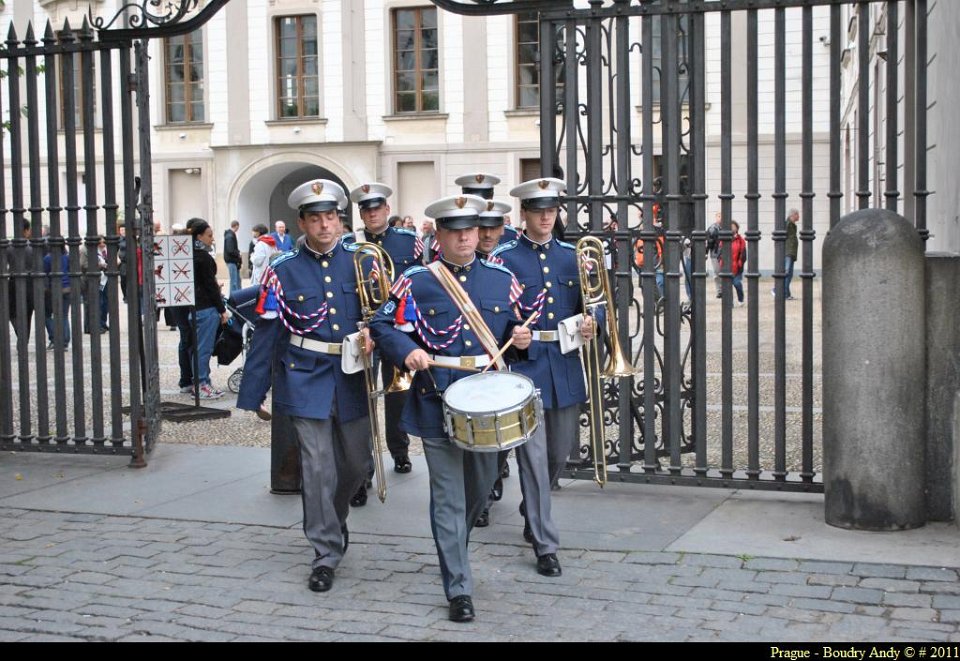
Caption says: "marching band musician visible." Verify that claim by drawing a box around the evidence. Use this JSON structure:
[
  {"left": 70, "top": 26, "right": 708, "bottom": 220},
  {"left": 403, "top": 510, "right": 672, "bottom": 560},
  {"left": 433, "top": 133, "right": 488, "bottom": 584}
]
[
  {"left": 345, "top": 183, "right": 423, "bottom": 507},
  {"left": 491, "top": 178, "right": 597, "bottom": 577},
  {"left": 369, "top": 194, "right": 532, "bottom": 623},
  {"left": 237, "top": 179, "right": 371, "bottom": 594},
  {"left": 455, "top": 172, "right": 519, "bottom": 246}
]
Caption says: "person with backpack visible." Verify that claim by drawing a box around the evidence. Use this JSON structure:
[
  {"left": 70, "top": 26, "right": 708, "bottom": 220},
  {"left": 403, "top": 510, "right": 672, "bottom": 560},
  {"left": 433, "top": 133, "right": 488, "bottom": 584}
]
[{"left": 706, "top": 212, "right": 722, "bottom": 298}]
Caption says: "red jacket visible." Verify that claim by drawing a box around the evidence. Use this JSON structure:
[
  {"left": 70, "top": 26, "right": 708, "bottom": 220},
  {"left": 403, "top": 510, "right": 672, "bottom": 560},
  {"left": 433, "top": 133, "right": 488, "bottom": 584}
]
[{"left": 719, "top": 233, "right": 747, "bottom": 276}]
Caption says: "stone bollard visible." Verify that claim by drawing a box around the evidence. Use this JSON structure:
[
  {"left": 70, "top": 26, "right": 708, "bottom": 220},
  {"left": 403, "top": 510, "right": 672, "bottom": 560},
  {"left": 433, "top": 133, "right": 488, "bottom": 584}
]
[{"left": 822, "top": 209, "right": 926, "bottom": 530}]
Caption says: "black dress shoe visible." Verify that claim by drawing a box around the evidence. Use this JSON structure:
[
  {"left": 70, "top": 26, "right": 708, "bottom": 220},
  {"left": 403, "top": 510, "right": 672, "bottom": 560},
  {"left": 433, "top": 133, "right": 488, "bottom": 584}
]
[
  {"left": 448, "top": 595, "right": 475, "bottom": 623},
  {"left": 475, "top": 508, "right": 490, "bottom": 528},
  {"left": 393, "top": 454, "right": 412, "bottom": 474},
  {"left": 350, "top": 484, "right": 368, "bottom": 507},
  {"left": 308, "top": 566, "right": 335, "bottom": 592},
  {"left": 536, "top": 553, "right": 562, "bottom": 577},
  {"left": 490, "top": 477, "right": 503, "bottom": 502},
  {"left": 523, "top": 520, "right": 534, "bottom": 544}
]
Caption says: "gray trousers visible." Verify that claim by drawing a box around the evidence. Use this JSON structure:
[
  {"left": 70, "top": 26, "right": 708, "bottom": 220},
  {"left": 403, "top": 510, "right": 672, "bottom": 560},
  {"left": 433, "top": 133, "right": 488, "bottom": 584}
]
[
  {"left": 545, "top": 403, "right": 583, "bottom": 487},
  {"left": 710, "top": 253, "right": 722, "bottom": 296},
  {"left": 515, "top": 421, "right": 560, "bottom": 556},
  {"left": 422, "top": 436, "right": 499, "bottom": 600},
  {"left": 291, "top": 415, "right": 371, "bottom": 570}
]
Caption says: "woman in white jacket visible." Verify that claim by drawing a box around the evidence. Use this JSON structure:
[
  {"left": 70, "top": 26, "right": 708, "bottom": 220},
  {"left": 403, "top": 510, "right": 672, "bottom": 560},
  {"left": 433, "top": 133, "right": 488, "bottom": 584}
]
[{"left": 249, "top": 223, "right": 278, "bottom": 285}]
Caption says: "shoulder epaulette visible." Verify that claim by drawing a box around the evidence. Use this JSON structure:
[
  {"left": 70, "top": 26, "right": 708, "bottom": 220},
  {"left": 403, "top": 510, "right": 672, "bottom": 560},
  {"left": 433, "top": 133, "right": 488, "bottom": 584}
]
[
  {"left": 392, "top": 227, "right": 418, "bottom": 239},
  {"left": 402, "top": 265, "right": 429, "bottom": 278},
  {"left": 341, "top": 232, "right": 357, "bottom": 245},
  {"left": 556, "top": 240, "right": 576, "bottom": 250},
  {"left": 341, "top": 239, "right": 359, "bottom": 252},
  {"left": 270, "top": 250, "right": 299, "bottom": 269},
  {"left": 480, "top": 259, "right": 513, "bottom": 276},
  {"left": 491, "top": 240, "right": 518, "bottom": 257}
]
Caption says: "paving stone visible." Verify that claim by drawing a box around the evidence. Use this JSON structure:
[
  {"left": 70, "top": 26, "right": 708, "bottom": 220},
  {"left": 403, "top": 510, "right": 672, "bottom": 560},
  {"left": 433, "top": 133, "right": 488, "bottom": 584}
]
[
  {"left": 859, "top": 578, "right": 921, "bottom": 592},
  {"left": 744, "top": 558, "right": 801, "bottom": 572},
  {"left": 933, "top": 595, "right": 960, "bottom": 610},
  {"left": 906, "top": 567, "right": 959, "bottom": 582},
  {"left": 888, "top": 607, "right": 939, "bottom": 622},
  {"left": 796, "top": 561, "right": 855, "bottom": 575},
  {"left": 882, "top": 592, "right": 933, "bottom": 608},
  {"left": 807, "top": 573, "right": 861, "bottom": 587},
  {"left": 770, "top": 583, "right": 834, "bottom": 599},
  {"left": 851, "top": 563, "right": 908, "bottom": 579},
  {"left": 830, "top": 587, "right": 886, "bottom": 604}
]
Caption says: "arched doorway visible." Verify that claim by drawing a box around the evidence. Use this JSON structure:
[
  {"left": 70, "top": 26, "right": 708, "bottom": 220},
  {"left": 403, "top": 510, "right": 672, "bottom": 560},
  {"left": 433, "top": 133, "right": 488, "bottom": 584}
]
[{"left": 234, "top": 161, "right": 354, "bottom": 246}]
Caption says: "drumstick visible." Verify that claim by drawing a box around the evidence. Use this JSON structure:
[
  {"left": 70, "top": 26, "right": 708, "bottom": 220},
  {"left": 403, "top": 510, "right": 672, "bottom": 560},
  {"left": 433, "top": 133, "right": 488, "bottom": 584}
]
[
  {"left": 426, "top": 360, "right": 480, "bottom": 373},
  {"left": 481, "top": 310, "right": 540, "bottom": 373}
]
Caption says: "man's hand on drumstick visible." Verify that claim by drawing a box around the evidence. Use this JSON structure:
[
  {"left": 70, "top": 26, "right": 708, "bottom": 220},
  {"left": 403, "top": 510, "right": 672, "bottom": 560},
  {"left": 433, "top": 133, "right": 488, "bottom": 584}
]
[
  {"left": 511, "top": 324, "right": 532, "bottom": 350},
  {"left": 405, "top": 348, "right": 431, "bottom": 371}
]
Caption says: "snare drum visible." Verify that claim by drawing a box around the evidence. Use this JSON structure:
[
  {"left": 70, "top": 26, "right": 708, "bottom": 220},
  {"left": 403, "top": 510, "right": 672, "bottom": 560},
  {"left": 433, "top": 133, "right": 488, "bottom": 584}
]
[{"left": 442, "top": 371, "right": 542, "bottom": 452}]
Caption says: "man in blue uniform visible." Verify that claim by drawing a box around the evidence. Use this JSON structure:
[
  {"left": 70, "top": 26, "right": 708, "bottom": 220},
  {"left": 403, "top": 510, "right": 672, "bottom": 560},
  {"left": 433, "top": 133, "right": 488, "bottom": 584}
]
[
  {"left": 491, "top": 177, "right": 596, "bottom": 578},
  {"left": 237, "top": 179, "right": 371, "bottom": 594},
  {"left": 345, "top": 183, "right": 423, "bottom": 506},
  {"left": 455, "top": 172, "right": 519, "bottom": 246},
  {"left": 370, "top": 194, "right": 532, "bottom": 623}
]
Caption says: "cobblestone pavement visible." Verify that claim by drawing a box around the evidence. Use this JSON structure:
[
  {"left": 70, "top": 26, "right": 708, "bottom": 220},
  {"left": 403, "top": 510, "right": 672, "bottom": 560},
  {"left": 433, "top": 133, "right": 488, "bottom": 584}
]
[{"left": 1, "top": 508, "right": 958, "bottom": 642}]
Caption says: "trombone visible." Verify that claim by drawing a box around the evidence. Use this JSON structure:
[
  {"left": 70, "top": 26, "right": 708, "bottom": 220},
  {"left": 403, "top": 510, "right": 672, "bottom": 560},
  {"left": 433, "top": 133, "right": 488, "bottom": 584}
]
[
  {"left": 353, "top": 242, "right": 399, "bottom": 503},
  {"left": 575, "top": 236, "right": 638, "bottom": 487}
]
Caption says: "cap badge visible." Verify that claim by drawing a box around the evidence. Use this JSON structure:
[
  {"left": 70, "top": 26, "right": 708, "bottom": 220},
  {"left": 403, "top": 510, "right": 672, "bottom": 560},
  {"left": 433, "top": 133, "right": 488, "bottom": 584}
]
[
  {"left": 455, "top": 197, "right": 466, "bottom": 209},
  {"left": 362, "top": 184, "right": 370, "bottom": 193},
  {"left": 312, "top": 182, "right": 324, "bottom": 196},
  {"left": 538, "top": 180, "right": 549, "bottom": 190},
  {"left": 486, "top": 201, "right": 495, "bottom": 212},
  {"left": 475, "top": 174, "right": 484, "bottom": 184}
]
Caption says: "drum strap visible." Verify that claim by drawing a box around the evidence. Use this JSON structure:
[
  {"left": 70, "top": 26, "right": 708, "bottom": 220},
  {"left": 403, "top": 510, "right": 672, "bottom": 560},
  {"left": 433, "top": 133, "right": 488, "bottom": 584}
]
[{"left": 426, "top": 261, "right": 506, "bottom": 371}]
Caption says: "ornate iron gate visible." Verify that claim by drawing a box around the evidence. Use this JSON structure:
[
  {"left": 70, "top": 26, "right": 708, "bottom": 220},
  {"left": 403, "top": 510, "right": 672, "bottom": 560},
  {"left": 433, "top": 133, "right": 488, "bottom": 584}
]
[
  {"left": 0, "top": 1, "right": 227, "bottom": 462},
  {"left": 434, "top": 0, "right": 926, "bottom": 491}
]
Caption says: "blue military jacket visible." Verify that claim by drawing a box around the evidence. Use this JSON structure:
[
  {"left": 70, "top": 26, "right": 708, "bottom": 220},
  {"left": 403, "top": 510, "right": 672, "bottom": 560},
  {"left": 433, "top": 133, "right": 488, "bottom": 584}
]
[
  {"left": 344, "top": 226, "right": 422, "bottom": 273},
  {"left": 369, "top": 257, "right": 524, "bottom": 439},
  {"left": 491, "top": 233, "right": 595, "bottom": 410},
  {"left": 499, "top": 225, "right": 520, "bottom": 246},
  {"left": 236, "top": 239, "right": 367, "bottom": 422}
]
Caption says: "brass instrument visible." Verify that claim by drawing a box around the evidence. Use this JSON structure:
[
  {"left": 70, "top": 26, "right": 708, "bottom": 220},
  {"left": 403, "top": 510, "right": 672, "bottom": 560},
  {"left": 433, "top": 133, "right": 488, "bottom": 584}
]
[
  {"left": 353, "top": 242, "right": 397, "bottom": 503},
  {"left": 575, "top": 236, "right": 639, "bottom": 487}
]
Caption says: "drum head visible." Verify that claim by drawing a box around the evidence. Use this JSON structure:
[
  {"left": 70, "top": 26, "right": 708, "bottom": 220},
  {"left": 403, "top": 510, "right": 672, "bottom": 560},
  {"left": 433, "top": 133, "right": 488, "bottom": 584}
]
[{"left": 443, "top": 371, "right": 534, "bottom": 414}]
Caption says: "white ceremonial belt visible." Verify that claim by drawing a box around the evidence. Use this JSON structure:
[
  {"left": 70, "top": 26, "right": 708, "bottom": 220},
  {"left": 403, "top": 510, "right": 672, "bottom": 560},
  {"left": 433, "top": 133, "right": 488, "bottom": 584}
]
[
  {"left": 531, "top": 330, "right": 559, "bottom": 342},
  {"left": 290, "top": 336, "right": 343, "bottom": 356},
  {"left": 428, "top": 354, "right": 491, "bottom": 369}
]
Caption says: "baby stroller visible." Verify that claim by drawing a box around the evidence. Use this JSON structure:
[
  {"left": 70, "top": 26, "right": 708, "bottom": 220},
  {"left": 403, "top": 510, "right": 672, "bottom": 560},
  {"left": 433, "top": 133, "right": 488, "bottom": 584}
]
[{"left": 215, "top": 284, "right": 261, "bottom": 394}]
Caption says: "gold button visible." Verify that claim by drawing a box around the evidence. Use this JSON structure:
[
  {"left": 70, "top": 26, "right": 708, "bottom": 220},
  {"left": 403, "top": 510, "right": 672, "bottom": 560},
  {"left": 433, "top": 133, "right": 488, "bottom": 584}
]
[
  {"left": 548, "top": 312, "right": 555, "bottom": 320},
  {"left": 429, "top": 309, "right": 435, "bottom": 316},
  {"left": 332, "top": 324, "right": 340, "bottom": 331},
  {"left": 539, "top": 253, "right": 546, "bottom": 261},
  {"left": 322, "top": 261, "right": 329, "bottom": 268},
  {"left": 459, "top": 275, "right": 466, "bottom": 282},
  {"left": 465, "top": 340, "right": 472, "bottom": 347},
  {"left": 421, "top": 388, "right": 427, "bottom": 395},
  {"left": 326, "top": 292, "right": 334, "bottom": 299},
  {"left": 324, "top": 276, "right": 332, "bottom": 283},
  {"left": 464, "top": 324, "right": 471, "bottom": 331},
  {"left": 494, "top": 306, "right": 500, "bottom": 313},
  {"left": 297, "top": 295, "right": 304, "bottom": 302},
  {"left": 543, "top": 267, "right": 550, "bottom": 274},
  {"left": 545, "top": 281, "right": 552, "bottom": 289},
  {"left": 289, "top": 362, "right": 295, "bottom": 368},
  {"left": 568, "top": 280, "right": 574, "bottom": 286},
  {"left": 548, "top": 297, "right": 554, "bottom": 304},
  {"left": 330, "top": 308, "right": 337, "bottom": 315}
]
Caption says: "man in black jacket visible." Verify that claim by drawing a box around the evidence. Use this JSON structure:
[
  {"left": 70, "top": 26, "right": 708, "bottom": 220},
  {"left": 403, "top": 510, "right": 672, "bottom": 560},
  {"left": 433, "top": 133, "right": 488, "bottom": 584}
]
[{"left": 223, "top": 220, "right": 242, "bottom": 294}]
